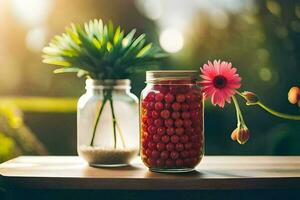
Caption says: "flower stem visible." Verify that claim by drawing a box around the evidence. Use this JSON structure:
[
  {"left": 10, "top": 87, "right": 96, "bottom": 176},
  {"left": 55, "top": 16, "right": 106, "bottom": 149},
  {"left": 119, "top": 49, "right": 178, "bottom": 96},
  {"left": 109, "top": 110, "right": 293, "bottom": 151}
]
[
  {"left": 232, "top": 95, "right": 246, "bottom": 126},
  {"left": 232, "top": 96, "right": 241, "bottom": 126},
  {"left": 108, "top": 96, "right": 117, "bottom": 149},
  {"left": 257, "top": 102, "right": 300, "bottom": 120},
  {"left": 116, "top": 122, "right": 126, "bottom": 148},
  {"left": 90, "top": 91, "right": 109, "bottom": 146},
  {"left": 236, "top": 91, "right": 300, "bottom": 121}
]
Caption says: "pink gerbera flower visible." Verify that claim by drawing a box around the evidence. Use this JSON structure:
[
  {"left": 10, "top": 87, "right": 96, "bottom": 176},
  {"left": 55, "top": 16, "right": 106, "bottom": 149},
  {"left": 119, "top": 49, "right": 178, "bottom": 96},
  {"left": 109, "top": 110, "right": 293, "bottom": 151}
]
[{"left": 200, "top": 60, "right": 241, "bottom": 108}]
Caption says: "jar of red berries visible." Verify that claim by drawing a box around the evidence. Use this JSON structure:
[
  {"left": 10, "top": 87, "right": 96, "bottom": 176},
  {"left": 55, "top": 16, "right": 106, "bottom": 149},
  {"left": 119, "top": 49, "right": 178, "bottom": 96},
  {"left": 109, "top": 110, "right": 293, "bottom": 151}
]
[{"left": 140, "top": 70, "right": 204, "bottom": 173}]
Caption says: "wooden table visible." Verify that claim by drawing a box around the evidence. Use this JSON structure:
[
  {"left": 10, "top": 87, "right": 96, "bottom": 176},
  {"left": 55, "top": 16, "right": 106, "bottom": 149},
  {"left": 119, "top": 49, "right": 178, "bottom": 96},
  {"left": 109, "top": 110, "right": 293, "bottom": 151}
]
[{"left": 1, "top": 156, "right": 300, "bottom": 200}]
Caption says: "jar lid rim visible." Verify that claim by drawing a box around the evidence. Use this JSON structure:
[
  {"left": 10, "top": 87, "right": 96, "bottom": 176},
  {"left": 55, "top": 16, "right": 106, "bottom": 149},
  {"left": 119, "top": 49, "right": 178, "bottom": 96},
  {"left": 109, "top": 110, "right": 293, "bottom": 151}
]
[
  {"left": 146, "top": 70, "right": 198, "bottom": 82},
  {"left": 85, "top": 79, "right": 131, "bottom": 89}
]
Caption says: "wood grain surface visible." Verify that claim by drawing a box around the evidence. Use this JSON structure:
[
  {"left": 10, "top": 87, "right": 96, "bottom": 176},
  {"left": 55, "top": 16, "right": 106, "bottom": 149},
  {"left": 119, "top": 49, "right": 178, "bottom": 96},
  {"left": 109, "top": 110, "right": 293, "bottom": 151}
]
[{"left": 0, "top": 156, "right": 300, "bottom": 190}]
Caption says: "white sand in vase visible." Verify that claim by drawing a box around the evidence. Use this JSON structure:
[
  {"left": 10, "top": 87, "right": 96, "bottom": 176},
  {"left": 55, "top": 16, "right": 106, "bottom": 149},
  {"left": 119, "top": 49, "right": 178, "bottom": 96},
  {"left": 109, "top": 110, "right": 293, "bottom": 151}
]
[{"left": 79, "top": 146, "right": 138, "bottom": 166}]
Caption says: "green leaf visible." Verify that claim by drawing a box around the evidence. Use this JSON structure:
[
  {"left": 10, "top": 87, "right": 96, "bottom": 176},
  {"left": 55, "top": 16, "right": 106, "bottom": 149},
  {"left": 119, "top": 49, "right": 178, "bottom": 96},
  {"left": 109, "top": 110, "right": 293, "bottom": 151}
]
[
  {"left": 53, "top": 67, "right": 80, "bottom": 73},
  {"left": 42, "top": 19, "right": 167, "bottom": 79},
  {"left": 137, "top": 43, "right": 152, "bottom": 57}
]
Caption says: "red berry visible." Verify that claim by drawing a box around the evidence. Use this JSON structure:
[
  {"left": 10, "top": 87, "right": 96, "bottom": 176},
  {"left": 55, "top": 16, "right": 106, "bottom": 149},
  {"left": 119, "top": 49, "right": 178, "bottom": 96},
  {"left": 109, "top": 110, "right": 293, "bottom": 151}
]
[
  {"left": 141, "top": 116, "right": 147, "bottom": 123},
  {"left": 157, "top": 127, "right": 166, "bottom": 135},
  {"left": 184, "top": 158, "right": 192, "bottom": 166},
  {"left": 190, "top": 134, "right": 200, "bottom": 143},
  {"left": 148, "top": 141, "right": 156, "bottom": 150},
  {"left": 180, "top": 150, "right": 189, "bottom": 158},
  {"left": 165, "top": 93, "right": 175, "bottom": 103},
  {"left": 190, "top": 102, "right": 201, "bottom": 110},
  {"left": 156, "top": 142, "right": 166, "bottom": 151},
  {"left": 183, "top": 119, "right": 192, "bottom": 128},
  {"left": 160, "top": 151, "right": 169, "bottom": 160},
  {"left": 189, "top": 150, "right": 198, "bottom": 157},
  {"left": 185, "top": 128, "right": 195, "bottom": 135},
  {"left": 154, "top": 102, "right": 164, "bottom": 110},
  {"left": 146, "top": 110, "right": 153, "bottom": 117},
  {"left": 190, "top": 111, "right": 201, "bottom": 120},
  {"left": 166, "top": 159, "right": 175, "bottom": 167},
  {"left": 155, "top": 93, "right": 164, "bottom": 102},
  {"left": 186, "top": 93, "right": 196, "bottom": 102},
  {"left": 181, "top": 112, "right": 190, "bottom": 119},
  {"left": 176, "top": 159, "right": 184, "bottom": 167},
  {"left": 152, "top": 134, "right": 161, "bottom": 143},
  {"left": 142, "top": 130, "right": 149, "bottom": 137},
  {"left": 148, "top": 158, "right": 156, "bottom": 166},
  {"left": 171, "top": 135, "right": 179, "bottom": 143},
  {"left": 142, "top": 139, "right": 148, "bottom": 149},
  {"left": 160, "top": 110, "right": 170, "bottom": 119},
  {"left": 184, "top": 142, "right": 193, "bottom": 150},
  {"left": 193, "top": 143, "right": 202, "bottom": 150},
  {"left": 180, "top": 135, "right": 189, "bottom": 143},
  {"left": 141, "top": 101, "right": 148, "bottom": 108},
  {"left": 191, "top": 157, "right": 199, "bottom": 166},
  {"left": 146, "top": 118, "right": 154, "bottom": 125},
  {"left": 171, "top": 112, "right": 180, "bottom": 119},
  {"left": 156, "top": 159, "right": 165, "bottom": 167},
  {"left": 147, "top": 125, "right": 156, "bottom": 134},
  {"left": 145, "top": 149, "right": 152, "bottom": 157},
  {"left": 151, "top": 150, "right": 160, "bottom": 159},
  {"left": 176, "top": 94, "right": 185, "bottom": 103},
  {"left": 164, "top": 119, "right": 174, "bottom": 127},
  {"left": 175, "top": 119, "right": 183, "bottom": 127},
  {"left": 181, "top": 103, "right": 189, "bottom": 111},
  {"left": 151, "top": 111, "right": 160, "bottom": 119},
  {"left": 166, "top": 143, "right": 175, "bottom": 151},
  {"left": 170, "top": 151, "right": 179, "bottom": 160},
  {"left": 147, "top": 102, "right": 155, "bottom": 110},
  {"left": 142, "top": 124, "right": 148, "bottom": 132},
  {"left": 171, "top": 102, "right": 181, "bottom": 111},
  {"left": 164, "top": 103, "right": 172, "bottom": 109},
  {"left": 145, "top": 92, "right": 155, "bottom": 101},
  {"left": 175, "top": 143, "right": 184, "bottom": 151},
  {"left": 175, "top": 128, "right": 184, "bottom": 135},
  {"left": 161, "top": 135, "right": 170, "bottom": 143},
  {"left": 147, "top": 126, "right": 157, "bottom": 134},
  {"left": 166, "top": 127, "right": 175, "bottom": 136},
  {"left": 154, "top": 119, "right": 163, "bottom": 127}
]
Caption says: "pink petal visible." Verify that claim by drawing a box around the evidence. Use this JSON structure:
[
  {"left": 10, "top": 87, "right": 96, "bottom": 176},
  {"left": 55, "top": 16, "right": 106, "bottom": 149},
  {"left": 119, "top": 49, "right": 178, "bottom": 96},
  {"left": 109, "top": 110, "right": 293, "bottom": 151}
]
[
  {"left": 202, "top": 85, "right": 215, "bottom": 98},
  {"left": 212, "top": 90, "right": 226, "bottom": 108},
  {"left": 200, "top": 74, "right": 213, "bottom": 81}
]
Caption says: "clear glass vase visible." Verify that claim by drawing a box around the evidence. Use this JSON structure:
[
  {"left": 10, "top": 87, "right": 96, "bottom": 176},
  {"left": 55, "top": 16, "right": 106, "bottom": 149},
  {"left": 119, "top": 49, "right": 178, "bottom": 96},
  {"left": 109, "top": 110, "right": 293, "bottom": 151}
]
[
  {"left": 77, "top": 79, "right": 139, "bottom": 167},
  {"left": 140, "top": 70, "right": 204, "bottom": 173}
]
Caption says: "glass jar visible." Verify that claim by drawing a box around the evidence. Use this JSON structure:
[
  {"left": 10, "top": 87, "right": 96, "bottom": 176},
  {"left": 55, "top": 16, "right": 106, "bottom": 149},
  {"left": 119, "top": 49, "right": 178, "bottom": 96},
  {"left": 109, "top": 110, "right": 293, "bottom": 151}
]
[
  {"left": 77, "top": 79, "right": 139, "bottom": 167},
  {"left": 140, "top": 70, "right": 204, "bottom": 173}
]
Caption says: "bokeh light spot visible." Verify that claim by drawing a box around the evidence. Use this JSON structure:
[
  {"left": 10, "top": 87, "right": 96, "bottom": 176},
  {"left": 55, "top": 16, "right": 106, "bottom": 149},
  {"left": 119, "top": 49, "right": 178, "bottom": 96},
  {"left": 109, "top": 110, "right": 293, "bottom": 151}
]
[
  {"left": 256, "top": 49, "right": 270, "bottom": 62},
  {"left": 266, "top": 0, "right": 281, "bottom": 16},
  {"left": 259, "top": 68, "right": 272, "bottom": 81},
  {"left": 11, "top": 0, "right": 54, "bottom": 27},
  {"left": 209, "top": 9, "right": 229, "bottom": 29},
  {"left": 135, "top": 0, "right": 162, "bottom": 20},
  {"left": 25, "top": 27, "right": 47, "bottom": 52},
  {"left": 159, "top": 29, "right": 184, "bottom": 53},
  {"left": 295, "top": 5, "right": 300, "bottom": 19}
]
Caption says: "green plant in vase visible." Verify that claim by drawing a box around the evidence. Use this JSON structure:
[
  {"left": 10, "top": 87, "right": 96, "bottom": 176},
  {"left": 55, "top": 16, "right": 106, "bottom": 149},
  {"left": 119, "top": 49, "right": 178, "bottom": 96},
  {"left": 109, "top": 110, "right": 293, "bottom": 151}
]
[{"left": 43, "top": 19, "right": 165, "bottom": 166}]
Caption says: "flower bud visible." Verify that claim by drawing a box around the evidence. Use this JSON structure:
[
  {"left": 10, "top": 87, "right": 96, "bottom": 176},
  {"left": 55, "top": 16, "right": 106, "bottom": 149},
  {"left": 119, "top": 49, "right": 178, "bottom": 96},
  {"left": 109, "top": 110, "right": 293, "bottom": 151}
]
[
  {"left": 231, "top": 127, "right": 250, "bottom": 144},
  {"left": 288, "top": 87, "right": 300, "bottom": 106},
  {"left": 231, "top": 128, "right": 238, "bottom": 141},
  {"left": 242, "top": 91, "right": 259, "bottom": 105}
]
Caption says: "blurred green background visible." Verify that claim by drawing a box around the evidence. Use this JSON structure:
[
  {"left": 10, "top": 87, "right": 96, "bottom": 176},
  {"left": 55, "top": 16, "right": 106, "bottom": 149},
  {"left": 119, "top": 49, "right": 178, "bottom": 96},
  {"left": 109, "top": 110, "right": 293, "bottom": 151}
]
[{"left": 0, "top": 0, "right": 299, "bottom": 162}]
